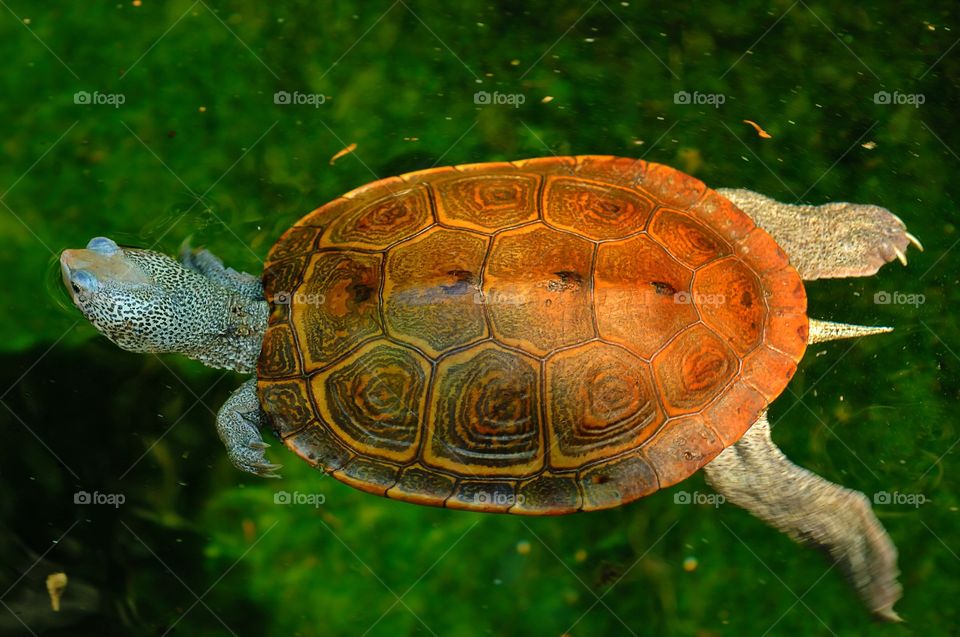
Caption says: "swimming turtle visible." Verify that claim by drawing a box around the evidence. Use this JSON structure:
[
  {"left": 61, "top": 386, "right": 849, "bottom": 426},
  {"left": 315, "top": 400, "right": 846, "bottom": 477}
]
[{"left": 61, "top": 155, "right": 920, "bottom": 620}]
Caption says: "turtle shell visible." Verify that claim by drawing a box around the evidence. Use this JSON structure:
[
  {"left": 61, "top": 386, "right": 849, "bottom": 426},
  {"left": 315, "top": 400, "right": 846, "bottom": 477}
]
[{"left": 257, "top": 156, "right": 808, "bottom": 515}]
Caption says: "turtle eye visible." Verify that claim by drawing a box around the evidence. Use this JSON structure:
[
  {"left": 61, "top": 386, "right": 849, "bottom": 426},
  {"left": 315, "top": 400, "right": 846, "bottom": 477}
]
[
  {"left": 72, "top": 269, "right": 100, "bottom": 292},
  {"left": 87, "top": 236, "right": 120, "bottom": 255}
]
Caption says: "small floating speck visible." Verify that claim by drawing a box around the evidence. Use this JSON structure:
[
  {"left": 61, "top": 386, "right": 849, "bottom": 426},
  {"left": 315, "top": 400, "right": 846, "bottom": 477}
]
[
  {"left": 329, "top": 143, "right": 357, "bottom": 165},
  {"left": 862, "top": 141, "right": 877, "bottom": 150},
  {"left": 516, "top": 540, "right": 531, "bottom": 555},
  {"left": 47, "top": 573, "right": 68, "bottom": 612},
  {"left": 743, "top": 119, "right": 772, "bottom": 139},
  {"left": 541, "top": 95, "right": 554, "bottom": 103},
  {"left": 683, "top": 556, "right": 698, "bottom": 572}
]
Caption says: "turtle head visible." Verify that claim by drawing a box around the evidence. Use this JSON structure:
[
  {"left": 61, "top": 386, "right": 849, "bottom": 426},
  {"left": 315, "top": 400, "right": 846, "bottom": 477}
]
[{"left": 60, "top": 237, "right": 221, "bottom": 355}]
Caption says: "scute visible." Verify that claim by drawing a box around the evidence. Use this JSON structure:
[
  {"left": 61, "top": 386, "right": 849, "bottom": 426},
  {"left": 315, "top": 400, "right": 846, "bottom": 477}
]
[
  {"left": 294, "top": 251, "right": 382, "bottom": 369},
  {"left": 258, "top": 155, "right": 808, "bottom": 515},
  {"left": 434, "top": 173, "right": 539, "bottom": 231},
  {"left": 425, "top": 343, "right": 543, "bottom": 476},
  {"left": 321, "top": 186, "right": 433, "bottom": 249},
  {"left": 545, "top": 342, "right": 664, "bottom": 468},
  {"left": 694, "top": 258, "right": 765, "bottom": 355},
  {"left": 383, "top": 227, "right": 488, "bottom": 357},
  {"left": 543, "top": 175, "right": 656, "bottom": 239},
  {"left": 484, "top": 224, "right": 595, "bottom": 356},
  {"left": 648, "top": 208, "right": 731, "bottom": 268},
  {"left": 312, "top": 339, "right": 429, "bottom": 463},
  {"left": 652, "top": 324, "right": 739, "bottom": 416},
  {"left": 595, "top": 234, "right": 698, "bottom": 358}
]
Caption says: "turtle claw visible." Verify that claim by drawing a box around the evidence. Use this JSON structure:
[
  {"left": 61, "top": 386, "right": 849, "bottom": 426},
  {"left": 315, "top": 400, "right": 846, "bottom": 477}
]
[
  {"left": 893, "top": 246, "right": 908, "bottom": 266},
  {"left": 217, "top": 380, "right": 283, "bottom": 479},
  {"left": 905, "top": 231, "right": 924, "bottom": 251},
  {"left": 227, "top": 442, "right": 282, "bottom": 479},
  {"left": 228, "top": 435, "right": 282, "bottom": 478},
  {"left": 253, "top": 462, "right": 283, "bottom": 479}
]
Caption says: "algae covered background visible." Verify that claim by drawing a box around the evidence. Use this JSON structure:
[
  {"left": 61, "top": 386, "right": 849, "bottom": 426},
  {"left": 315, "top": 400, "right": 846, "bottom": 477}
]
[{"left": 1, "top": 1, "right": 958, "bottom": 635}]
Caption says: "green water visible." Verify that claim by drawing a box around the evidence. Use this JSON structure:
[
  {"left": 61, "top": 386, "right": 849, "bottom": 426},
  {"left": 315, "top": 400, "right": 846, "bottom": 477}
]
[{"left": 1, "top": 1, "right": 958, "bottom": 635}]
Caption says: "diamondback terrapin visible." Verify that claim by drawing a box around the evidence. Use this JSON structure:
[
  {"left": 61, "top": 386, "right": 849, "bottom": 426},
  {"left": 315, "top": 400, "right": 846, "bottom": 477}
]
[{"left": 61, "top": 155, "right": 921, "bottom": 620}]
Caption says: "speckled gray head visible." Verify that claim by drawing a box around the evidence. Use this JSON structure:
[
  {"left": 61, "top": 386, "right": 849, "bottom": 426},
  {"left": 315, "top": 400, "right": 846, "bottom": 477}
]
[
  {"left": 60, "top": 237, "right": 268, "bottom": 373},
  {"left": 62, "top": 237, "right": 205, "bottom": 353}
]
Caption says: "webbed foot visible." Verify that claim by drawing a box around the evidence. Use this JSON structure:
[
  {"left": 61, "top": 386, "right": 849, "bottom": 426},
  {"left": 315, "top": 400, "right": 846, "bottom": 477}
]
[
  {"left": 180, "top": 239, "right": 264, "bottom": 300},
  {"left": 216, "top": 379, "right": 282, "bottom": 478},
  {"left": 716, "top": 188, "right": 922, "bottom": 280}
]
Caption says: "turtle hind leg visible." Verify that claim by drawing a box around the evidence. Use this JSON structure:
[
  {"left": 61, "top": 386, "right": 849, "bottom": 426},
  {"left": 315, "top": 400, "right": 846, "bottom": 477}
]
[
  {"left": 216, "top": 379, "right": 282, "bottom": 478},
  {"left": 702, "top": 413, "right": 902, "bottom": 622},
  {"left": 716, "top": 188, "right": 922, "bottom": 281},
  {"left": 180, "top": 240, "right": 265, "bottom": 300}
]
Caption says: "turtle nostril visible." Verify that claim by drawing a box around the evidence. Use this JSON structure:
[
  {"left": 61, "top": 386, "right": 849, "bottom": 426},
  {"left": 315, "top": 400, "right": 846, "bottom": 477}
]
[{"left": 87, "top": 236, "right": 119, "bottom": 255}]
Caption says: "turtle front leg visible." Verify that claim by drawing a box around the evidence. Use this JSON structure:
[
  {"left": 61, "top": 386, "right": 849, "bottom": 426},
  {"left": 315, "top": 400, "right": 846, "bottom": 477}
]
[
  {"left": 702, "top": 413, "right": 901, "bottom": 621},
  {"left": 716, "top": 188, "right": 922, "bottom": 280},
  {"left": 216, "top": 379, "right": 282, "bottom": 478},
  {"left": 181, "top": 241, "right": 265, "bottom": 300}
]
